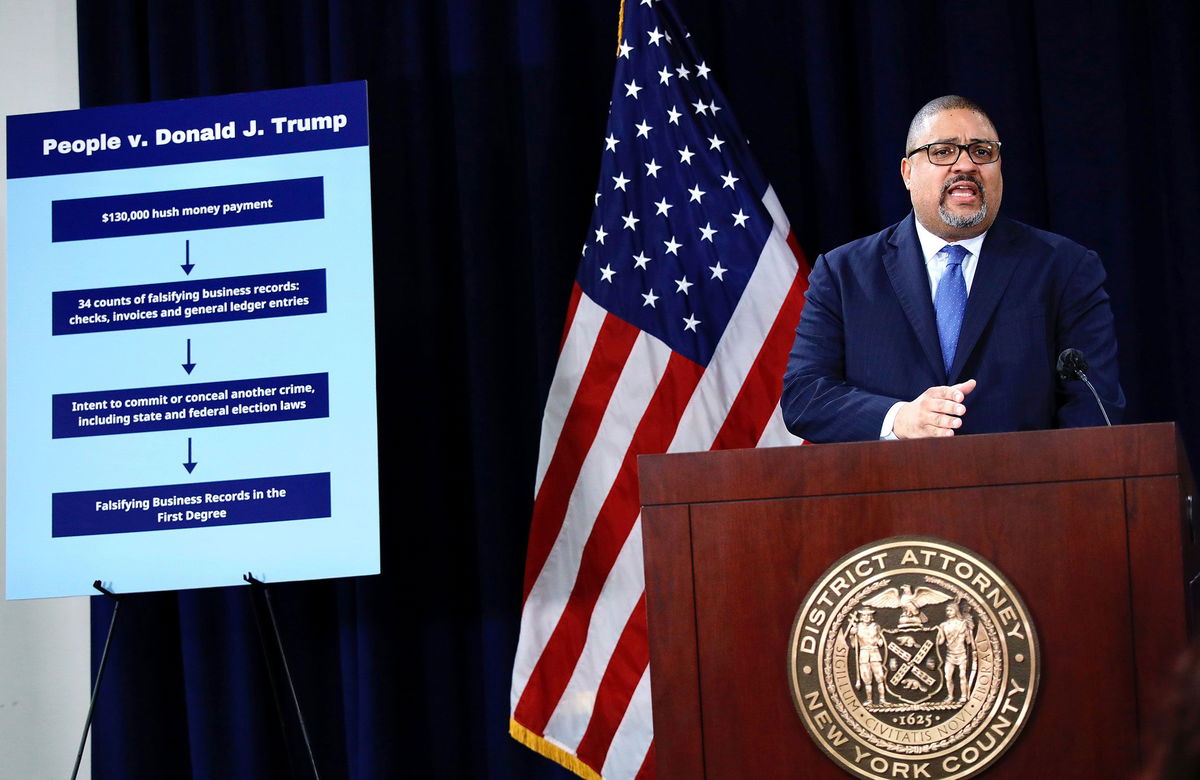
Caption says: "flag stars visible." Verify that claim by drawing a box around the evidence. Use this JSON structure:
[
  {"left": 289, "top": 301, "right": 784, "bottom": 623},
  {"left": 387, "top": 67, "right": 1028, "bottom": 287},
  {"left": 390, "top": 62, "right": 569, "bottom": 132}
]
[
  {"left": 688, "top": 184, "right": 706, "bottom": 203},
  {"left": 678, "top": 146, "right": 695, "bottom": 164},
  {"left": 624, "top": 79, "right": 643, "bottom": 99},
  {"left": 612, "top": 172, "right": 630, "bottom": 190},
  {"left": 709, "top": 261, "right": 728, "bottom": 281},
  {"left": 633, "top": 251, "right": 652, "bottom": 269},
  {"left": 708, "top": 101, "right": 721, "bottom": 115},
  {"left": 721, "top": 171, "right": 740, "bottom": 189},
  {"left": 696, "top": 61, "right": 712, "bottom": 78},
  {"left": 635, "top": 120, "right": 653, "bottom": 138},
  {"left": 676, "top": 64, "right": 691, "bottom": 80},
  {"left": 600, "top": 264, "right": 616, "bottom": 283},
  {"left": 622, "top": 211, "right": 640, "bottom": 230},
  {"left": 664, "top": 236, "right": 682, "bottom": 255},
  {"left": 732, "top": 208, "right": 750, "bottom": 227},
  {"left": 594, "top": 225, "right": 608, "bottom": 244},
  {"left": 647, "top": 27, "right": 664, "bottom": 46},
  {"left": 699, "top": 222, "right": 717, "bottom": 242},
  {"left": 594, "top": 191, "right": 602, "bottom": 205},
  {"left": 667, "top": 106, "right": 682, "bottom": 125},
  {"left": 692, "top": 100, "right": 709, "bottom": 116},
  {"left": 604, "top": 133, "right": 620, "bottom": 152},
  {"left": 683, "top": 314, "right": 701, "bottom": 332},
  {"left": 642, "top": 288, "right": 659, "bottom": 307},
  {"left": 675, "top": 276, "right": 694, "bottom": 294},
  {"left": 645, "top": 159, "right": 662, "bottom": 177},
  {"left": 708, "top": 134, "right": 726, "bottom": 152},
  {"left": 655, "top": 198, "right": 674, "bottom": 216},
  {"left": 658, "top": 67, "right": 673, "bottom": 85},
  {"left": 618, "top": 39, "right": 633, "bottom": 58}
]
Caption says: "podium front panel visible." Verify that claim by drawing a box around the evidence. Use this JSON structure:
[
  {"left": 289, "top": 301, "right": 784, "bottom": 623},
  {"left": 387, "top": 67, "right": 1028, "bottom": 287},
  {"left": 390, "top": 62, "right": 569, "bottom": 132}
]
[
  {"left": 672, "top": 481, "right": 1138, "bottom": 778},
  {"left": 642, "top": 426, "right": 1196, "bottom": 780}
]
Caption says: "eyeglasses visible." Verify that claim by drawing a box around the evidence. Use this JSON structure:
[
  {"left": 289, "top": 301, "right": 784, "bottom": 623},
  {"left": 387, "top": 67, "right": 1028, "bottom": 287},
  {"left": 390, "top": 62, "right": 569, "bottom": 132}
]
[{"left": 906, "top": 141, "right": 1001, "bottom": 166}]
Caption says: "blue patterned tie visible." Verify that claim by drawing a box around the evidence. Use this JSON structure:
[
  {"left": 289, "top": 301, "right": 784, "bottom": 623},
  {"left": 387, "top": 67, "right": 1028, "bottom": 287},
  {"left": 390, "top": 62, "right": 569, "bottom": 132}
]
[{"left": 934, "top": 244, "right": 969, "bottom": 375}]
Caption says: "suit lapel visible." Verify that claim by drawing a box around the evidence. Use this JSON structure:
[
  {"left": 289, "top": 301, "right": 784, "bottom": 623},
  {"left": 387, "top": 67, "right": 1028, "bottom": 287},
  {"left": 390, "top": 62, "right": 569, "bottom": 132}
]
[
  {"left": 948, "top": 217, "right": 1023, "bottom": 380},
  {"left": 882, "top": 215, "right": 945, "bottom": 380}
]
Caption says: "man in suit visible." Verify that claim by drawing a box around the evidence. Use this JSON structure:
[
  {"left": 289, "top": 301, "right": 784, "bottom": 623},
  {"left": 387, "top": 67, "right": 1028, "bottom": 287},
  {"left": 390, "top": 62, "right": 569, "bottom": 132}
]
[{"left": 781, "top": 95, "right": 1124, "bottom": 443}]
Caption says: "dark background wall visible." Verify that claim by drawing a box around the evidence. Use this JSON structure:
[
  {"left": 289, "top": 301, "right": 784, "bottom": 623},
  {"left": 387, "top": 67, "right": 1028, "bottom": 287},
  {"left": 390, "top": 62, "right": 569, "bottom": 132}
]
[{"left": 74, "top": 1, "right": 1199, "bottom": 777}]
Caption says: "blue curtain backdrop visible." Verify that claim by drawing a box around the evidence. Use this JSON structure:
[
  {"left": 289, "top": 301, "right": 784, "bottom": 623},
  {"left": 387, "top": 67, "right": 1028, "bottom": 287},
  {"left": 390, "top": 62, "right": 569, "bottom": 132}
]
[{"left": 74, "top": 1, "right": 1198, "bottom": 778}]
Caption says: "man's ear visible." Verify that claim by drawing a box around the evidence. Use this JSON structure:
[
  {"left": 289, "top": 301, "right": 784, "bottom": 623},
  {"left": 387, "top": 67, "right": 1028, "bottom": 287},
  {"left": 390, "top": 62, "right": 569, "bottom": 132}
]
[{"left": 900, "top": 156, "right": 912, "bottom": 189}]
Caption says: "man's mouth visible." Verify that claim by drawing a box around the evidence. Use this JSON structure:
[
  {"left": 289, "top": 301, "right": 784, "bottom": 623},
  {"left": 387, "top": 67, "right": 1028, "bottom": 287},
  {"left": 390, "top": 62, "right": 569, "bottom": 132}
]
[{"left": 942, "top": 176, "right": 983, "bottom": 206}]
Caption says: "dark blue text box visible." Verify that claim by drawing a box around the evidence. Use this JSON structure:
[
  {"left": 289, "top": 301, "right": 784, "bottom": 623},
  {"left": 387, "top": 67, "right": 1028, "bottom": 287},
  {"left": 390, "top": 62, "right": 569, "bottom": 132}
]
[
  {"left": 53, "top": 373, "right": 329, "bottom": 438},
  {"left": 52, "top": 269, "right": 326, "bottom": 335},
  {"left": 52, "top": 177, "right": 324, "bottom": 241},
  {"left": 8, "top": 81, "right": 368, "bottom": 178},
  {"left": 52, "top": 472, "right": 331, "bottom": 537}
]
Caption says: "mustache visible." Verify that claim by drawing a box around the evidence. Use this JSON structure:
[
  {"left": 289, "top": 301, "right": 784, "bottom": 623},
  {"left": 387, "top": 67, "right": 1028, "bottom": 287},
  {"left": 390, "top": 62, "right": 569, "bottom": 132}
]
[{"left": 941, "top": 174, "right": 985, "bottom": 199}]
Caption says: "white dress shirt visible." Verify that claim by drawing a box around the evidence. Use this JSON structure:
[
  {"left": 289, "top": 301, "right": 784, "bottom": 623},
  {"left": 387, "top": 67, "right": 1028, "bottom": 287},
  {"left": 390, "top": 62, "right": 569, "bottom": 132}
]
[{"left": 879, "top": 220, "right": 989, "bottom": 438}]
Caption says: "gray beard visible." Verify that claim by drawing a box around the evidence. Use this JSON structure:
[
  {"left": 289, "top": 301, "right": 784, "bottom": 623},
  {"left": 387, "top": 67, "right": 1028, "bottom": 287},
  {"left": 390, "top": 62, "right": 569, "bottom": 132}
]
[
  {"left": 939, "top": 176, "right": 987, "bottom": 228},
  {"left": 939, "top": 201, "right": 987, "bottom": 228}
]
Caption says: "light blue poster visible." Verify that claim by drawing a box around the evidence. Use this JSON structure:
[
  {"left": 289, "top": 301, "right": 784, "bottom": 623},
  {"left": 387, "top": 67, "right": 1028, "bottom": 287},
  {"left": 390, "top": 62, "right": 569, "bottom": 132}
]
[{"left": 6, "top": 82, "right": 380, "bottom": 599}]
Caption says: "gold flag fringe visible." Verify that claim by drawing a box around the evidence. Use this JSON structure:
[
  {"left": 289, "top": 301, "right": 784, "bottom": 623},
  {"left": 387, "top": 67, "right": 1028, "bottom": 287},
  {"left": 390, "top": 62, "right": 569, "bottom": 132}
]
[
  {"left": 615, "top": 0, "right": 626, "bottom": 56},
  {"left": 509, "top": 718, "right": 604, "bottom": 780},
  {"left": 520, "top": 4, "right": 622, "bottom": 780}
]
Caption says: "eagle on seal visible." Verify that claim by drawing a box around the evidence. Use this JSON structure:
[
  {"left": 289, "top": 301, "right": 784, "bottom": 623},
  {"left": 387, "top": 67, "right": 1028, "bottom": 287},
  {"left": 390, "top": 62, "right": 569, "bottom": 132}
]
[{"left": 862, "top": 584, "right": 952, "bottom": 627}]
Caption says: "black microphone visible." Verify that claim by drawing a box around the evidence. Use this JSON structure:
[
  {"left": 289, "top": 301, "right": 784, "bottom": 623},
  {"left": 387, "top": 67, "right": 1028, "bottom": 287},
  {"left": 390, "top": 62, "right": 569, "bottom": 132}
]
[{"left": 1056, "top": 348, "right": 1112, "bottom": 426}]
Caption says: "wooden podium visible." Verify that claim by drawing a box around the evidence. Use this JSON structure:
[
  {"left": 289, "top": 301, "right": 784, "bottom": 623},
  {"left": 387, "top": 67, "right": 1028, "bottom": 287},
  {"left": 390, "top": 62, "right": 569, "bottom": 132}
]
[{"left": 639, "top": 423, "right": 1198, "bottom": 779}]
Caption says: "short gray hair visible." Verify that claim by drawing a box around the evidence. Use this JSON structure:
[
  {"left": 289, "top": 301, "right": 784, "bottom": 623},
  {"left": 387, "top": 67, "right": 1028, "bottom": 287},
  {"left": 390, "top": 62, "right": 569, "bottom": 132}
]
[{"left": 905, "top": 95, "right": 997, "bottom": 155}]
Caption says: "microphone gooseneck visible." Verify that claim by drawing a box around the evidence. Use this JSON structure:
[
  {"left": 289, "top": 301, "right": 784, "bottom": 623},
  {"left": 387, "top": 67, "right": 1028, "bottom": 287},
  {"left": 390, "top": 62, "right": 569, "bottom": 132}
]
[{"left": 1056, "top": 348, "right": 1112, "bottom": 427}]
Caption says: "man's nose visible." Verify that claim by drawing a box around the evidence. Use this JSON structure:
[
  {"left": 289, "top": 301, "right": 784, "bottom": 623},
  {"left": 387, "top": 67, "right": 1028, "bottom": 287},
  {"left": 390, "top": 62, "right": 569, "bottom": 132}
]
[{"left": 951, "top": 148, "right": 980, "bottom": 173}]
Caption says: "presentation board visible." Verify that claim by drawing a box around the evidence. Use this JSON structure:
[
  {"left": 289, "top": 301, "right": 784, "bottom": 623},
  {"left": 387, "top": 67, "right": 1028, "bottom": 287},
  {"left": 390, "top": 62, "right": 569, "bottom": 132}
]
[{"left": 5, "top": 81, "right": 380, "bottom": 599}]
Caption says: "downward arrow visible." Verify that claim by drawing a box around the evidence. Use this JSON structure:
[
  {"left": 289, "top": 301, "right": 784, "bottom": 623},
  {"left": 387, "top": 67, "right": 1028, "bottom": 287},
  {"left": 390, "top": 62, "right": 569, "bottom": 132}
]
[
  {"left": 181, "top": 239, "right": 194, "bottom": 275},
  {"left": 182, "top": 338, "right": 195, "bottom": 374},
  {"left": 183, "top": 437, "right": 197, "bottom": 473}
]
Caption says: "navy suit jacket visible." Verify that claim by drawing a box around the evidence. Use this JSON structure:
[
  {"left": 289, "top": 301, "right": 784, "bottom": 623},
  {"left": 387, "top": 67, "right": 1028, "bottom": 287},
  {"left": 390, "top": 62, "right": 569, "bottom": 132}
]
[{"left": 781, "top": 214, "right": 1125, "bottom": 442}]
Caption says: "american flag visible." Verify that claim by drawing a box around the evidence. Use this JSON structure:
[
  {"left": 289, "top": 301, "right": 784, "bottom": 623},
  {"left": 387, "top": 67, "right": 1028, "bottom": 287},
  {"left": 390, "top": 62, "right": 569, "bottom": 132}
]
[{"left": 509, "top": 1, "right": 808, "bottom": 777}]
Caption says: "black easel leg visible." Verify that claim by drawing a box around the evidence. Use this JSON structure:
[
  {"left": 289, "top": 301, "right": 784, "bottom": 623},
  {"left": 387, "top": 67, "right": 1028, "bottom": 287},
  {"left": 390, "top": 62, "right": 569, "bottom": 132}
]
[
  {"left": 245, "top": 576, "right": 300, "bottom": 778},
  {"left": 244, "top": 573, "right": 321, "bottom": 780},
  {"left": 71, "top": 581, "right": 120, "bottom": 780}
]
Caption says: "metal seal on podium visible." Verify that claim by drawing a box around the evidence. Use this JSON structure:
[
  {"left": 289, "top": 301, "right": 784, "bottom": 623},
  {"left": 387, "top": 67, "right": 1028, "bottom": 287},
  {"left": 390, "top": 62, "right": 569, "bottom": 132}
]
[{"left": 787, "top": 536, "right": 1039, "bottom": 780}]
